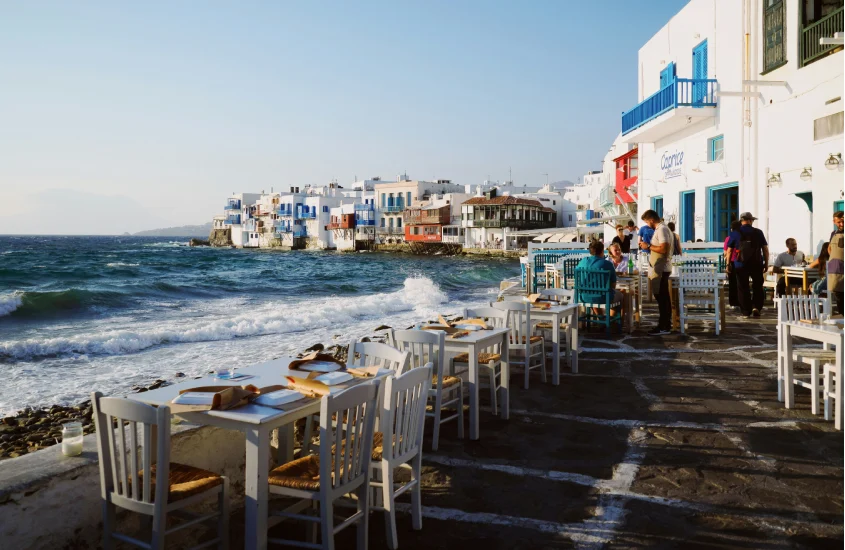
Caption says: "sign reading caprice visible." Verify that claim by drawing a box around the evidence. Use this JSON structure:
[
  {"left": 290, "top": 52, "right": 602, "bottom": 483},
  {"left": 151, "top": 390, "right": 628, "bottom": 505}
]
[{"left": 661, "top": 150, "right": 684, "bottom": 179}]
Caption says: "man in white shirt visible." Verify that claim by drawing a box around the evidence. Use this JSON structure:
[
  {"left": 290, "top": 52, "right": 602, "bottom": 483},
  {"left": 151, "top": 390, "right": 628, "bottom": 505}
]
[
  {"left": 639, "top": 210, "right": 674, "bottom": 335},
  {"left": 774, "top": 238, "right": 805, "bottom": 296}
]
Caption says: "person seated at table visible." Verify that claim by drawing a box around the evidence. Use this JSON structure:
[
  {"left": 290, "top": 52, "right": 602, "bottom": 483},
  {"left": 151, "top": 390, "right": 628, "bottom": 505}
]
[
  {"left": 611, "top": 225, "right": 632, "bottom": 253},
  {"left": 774, "top": 237, "right": 806, "bottom": 296},
  {"left": 666, "top": 222, "right": 683, "bottom": 255},
  {"left": 809, "top": 242, "right": 830, "bottom": 296},
  {"left": 607, "top": 243, "right": 630, "bottom": 273},
  {"left": 577, "top": 240, "right": 623, "bottom": 316}
]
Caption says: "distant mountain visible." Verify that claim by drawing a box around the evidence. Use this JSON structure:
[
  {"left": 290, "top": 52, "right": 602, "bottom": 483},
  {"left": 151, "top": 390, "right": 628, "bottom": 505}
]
[{"left": 134, "top": 222, "right": 212, "bottom": 237}]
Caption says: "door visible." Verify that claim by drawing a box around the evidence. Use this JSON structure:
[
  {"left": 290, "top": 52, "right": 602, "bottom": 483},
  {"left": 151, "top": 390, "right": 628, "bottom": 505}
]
[
  {"left": 681, "top": 191, "right": 695, "bottom": 242},
  {"left": 692, "top": 40, "right": 708, "bottom": 104},
  {"left": 710, "top": 184, "right": 739, "bottom": 242},
  {"left": 651, "top": 196, "right": 664, "bottom": 219}
]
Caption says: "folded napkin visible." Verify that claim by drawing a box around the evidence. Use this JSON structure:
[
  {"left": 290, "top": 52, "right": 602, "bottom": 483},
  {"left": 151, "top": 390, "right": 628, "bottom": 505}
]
[
  {"left": 347, "top": 366, "right": 381, "bottom": 378},
  {"left": 253, "top": 389, "right": 304, "bottom": 407},
  {"left": 799, "top": 319, "right": 821, "bottom": 325},
  {"left": 448, "top": 330, "right": 471, "bottom": 339},
  {"left": 313, "top": 371, "right": 353, "bottom": 386},
  {"left": 170, "top": 385, "right": 259, "bottom": 413}
]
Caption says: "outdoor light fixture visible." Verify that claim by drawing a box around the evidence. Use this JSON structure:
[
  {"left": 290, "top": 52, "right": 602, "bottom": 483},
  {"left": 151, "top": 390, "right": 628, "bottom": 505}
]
[
  {"left": 767, "top": 172, "right": 782, "bottom": 185},
  {"left": 825, "top": 153, "right": 841, "bottom": 170},
  {"left": 799, "top": 167, "right": 812, "bottom": 181}
]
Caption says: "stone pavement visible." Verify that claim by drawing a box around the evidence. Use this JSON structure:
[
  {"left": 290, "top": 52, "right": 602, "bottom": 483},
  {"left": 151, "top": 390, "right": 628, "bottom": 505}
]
[{"left": 230, "top": 307, "right": 843, "bottom": 549}]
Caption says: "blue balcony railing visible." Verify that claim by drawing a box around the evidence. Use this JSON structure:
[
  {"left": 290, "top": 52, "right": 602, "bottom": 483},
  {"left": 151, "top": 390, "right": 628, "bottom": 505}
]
[
  {"left": 300, "top": 212, "right": 316, "bottom": 219},
  {"left": 621, "top": 78, "right": 718, "bottom": 135},
  {"left": 224, "top": 202, "right": 241, "bottom": 211},
  {"left": 356, "top": 219, "right": 376, "bottom": 226},
  {"left": 276, "top": 207, "right": 295, "bottom": 218},
  {"left": 223, "top": 215, "right": 241, "bottom": 225},
  {"left": 355, "top": 203, "right": 374, "bottom": 211},
  {"left": 378, "top": 205, "right": 405, "bottom": 213}
]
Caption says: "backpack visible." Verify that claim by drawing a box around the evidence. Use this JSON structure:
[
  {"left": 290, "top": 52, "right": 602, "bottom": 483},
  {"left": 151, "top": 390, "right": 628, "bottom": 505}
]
[{"left": 738, "top": 229, "right": 762, "bottom": 264}]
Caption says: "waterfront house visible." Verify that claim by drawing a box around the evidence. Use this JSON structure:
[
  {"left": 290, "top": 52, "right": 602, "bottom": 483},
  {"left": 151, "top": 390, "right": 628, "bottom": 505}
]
[
  {"left": 374, "top": 175, "right": 463, "bottom": 243},
  {"left": 622, "top": 0, "right": 842, "bottom": 251},
  {"left": 222, "top": 192, "right": 261, "bottom": 247},
  {"left": 403, "top": 192, "right": 471, "bottom": 246},
  {"left": 461, "top": 190, "right": 557, "bottom": 249},
  {"left": 326, "top": 203, "right": 357, "bottom": 251}
]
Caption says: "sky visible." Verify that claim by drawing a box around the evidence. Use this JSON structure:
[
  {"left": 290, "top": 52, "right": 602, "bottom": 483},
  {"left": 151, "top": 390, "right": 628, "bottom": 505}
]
[{"left": 0, "top": 0, "right": 686, "bottom": 234}]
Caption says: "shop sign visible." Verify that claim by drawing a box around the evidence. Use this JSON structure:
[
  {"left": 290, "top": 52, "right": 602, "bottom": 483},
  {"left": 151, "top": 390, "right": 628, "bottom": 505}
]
[{"left": 661, "top": 150, "right": 684, "bottom": 179}]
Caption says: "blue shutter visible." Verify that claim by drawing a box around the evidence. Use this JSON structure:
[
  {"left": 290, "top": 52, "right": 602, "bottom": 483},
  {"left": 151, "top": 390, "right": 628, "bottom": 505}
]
[{"left": 659, "top": 62, "right": 675, "bottom": 89}]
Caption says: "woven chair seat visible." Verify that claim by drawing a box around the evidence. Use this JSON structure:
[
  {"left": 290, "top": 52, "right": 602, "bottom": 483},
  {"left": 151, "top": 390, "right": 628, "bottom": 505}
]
[
  {"left": 535, "top": 321, "right": 569, "bottom": 330},
  {"left": 453, "top": 352, "right": 501, "bottom": 364},
  {"left": 793, "top": 349, "right": 838, "bottom": 361},
  {"left": 137, "top": 462, "right": 223, "bottom": 503},
  {"left": 432, "top": 375, "right": 461, "bottom": 389},
  {"left": 510, "top": 335, "right": 543, "bottom": 344},
  {"left": 268, "top": 455, "right": 321, "bottom": 491},
  {"left": 581, "top": 301, "right": 621, "bottom": 308}
]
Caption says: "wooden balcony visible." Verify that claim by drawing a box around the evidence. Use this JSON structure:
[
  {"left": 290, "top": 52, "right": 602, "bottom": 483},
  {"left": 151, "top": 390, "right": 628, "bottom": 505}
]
[{"left": 801, "top": 8, "right": 843, "bottom": 67}]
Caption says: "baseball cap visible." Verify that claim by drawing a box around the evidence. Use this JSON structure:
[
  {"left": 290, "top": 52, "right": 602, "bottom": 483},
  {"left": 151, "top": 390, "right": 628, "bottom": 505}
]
[{"left": 739, "top": 212, "right": 757, "bottom": 221}]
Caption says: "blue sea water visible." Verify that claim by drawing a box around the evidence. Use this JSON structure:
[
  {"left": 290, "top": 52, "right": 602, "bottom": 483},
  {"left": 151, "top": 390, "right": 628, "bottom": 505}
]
[{"left": 0, "top": 236, "right": 518, "bottom": 415}]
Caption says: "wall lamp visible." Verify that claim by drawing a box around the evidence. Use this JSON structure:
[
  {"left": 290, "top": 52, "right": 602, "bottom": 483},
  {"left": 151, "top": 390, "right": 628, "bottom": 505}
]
[
  {"left": 825, "top": 153, "right": 842, "bottom": 170},
  {"left": 799, "top": 167, "right": 812, "bottom": 181},
  {"left": 767, "top": 172, "right": 782, "bottom": 186}
]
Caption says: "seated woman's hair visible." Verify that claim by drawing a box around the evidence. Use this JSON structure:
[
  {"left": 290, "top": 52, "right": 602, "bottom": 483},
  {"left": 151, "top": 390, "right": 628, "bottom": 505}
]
[
  {"left": 589, "top": 240, "right": 605, "bottom": 255},
  {"left": 608, "top": 243, "right": 622, "bottom": 255}
]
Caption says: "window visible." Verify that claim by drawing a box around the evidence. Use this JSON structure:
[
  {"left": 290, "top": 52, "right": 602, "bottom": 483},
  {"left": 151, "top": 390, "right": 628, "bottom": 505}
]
[
  {"left": 709, "top": 135, "right": 725, "bottom": 161},
  {"left": 322, "top": 206, "right": 328, "bottom": 213},
  {"left": 381, "top": 218, "right": 385, "bottom": 227},
  {"left": 407, "top": 192, "right": 412, "bottom": 206},
  {"left": 553, "top": 200, "right": 556, "bottom": 205},
  {"left": 835, "top": 200, "right": 844, "bottom": 213},
  {"left": 397, "top": 218, "right": 402, "bottom": 228},
  {"left": 651, "top": 196, "right": 664, "bottom": 219},
  {"left": 814, "top": 112, "right": 844, "bottom": 140},
  {"left": 659, "top": 62, "right": 676, "bottom": 88},
  {"left": 628, "top": 156, "right": 638, "bottom": 178},
  {"left": 568, "top": 214, "right": 573, "bottom": 222},
  {"left": 381, "top": 193, "right": 386, "bottom": 207},
  {"left": 764, "top": 0, "right": 786, "bottom": 72}
]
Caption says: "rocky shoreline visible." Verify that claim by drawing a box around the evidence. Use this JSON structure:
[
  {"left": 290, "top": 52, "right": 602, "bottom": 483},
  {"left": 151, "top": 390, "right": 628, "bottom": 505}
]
[{"left": 0, "top": 324, "right": 407, "bottom": 460}]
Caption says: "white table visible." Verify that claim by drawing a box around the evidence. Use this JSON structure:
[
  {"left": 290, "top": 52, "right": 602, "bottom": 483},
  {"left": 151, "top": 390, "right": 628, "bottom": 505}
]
[
  {"left": 528, "top": 304, "right": 579, "bottom": 380},
  {"left": 128, "top": 357, "right": 380, "bottom": 550},
  {"left": 782, "top": 321, "right": 844, "bottom": 429},
  {"left": 443, "top": 327, "right": 510, "bottom": 440},
  {"left": 669, "top": 272, "right": 727, "bottom": 330},
  {"left": 783, "top": 266, "right": 821, "bottom": 293},
  {"left": 616, "top": 275, "right": 641, "bottom": 334}
]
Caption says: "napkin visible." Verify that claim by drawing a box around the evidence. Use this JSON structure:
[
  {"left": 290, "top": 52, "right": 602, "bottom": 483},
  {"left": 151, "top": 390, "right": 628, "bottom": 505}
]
[
  {"left": 253, "top": 389, "right": 304, "bottom": 407},
  {"left": 169, "top": 385, "right": 259, "bottom": 413},
  {"left": 347, "top": 366, "right": 381, "bottom": 378},
  {"left": 448, "top": 330, "right": 471, "bottom": 339},
  {"left": 313, "top": 371, "right": 353, "bottom": 386}
]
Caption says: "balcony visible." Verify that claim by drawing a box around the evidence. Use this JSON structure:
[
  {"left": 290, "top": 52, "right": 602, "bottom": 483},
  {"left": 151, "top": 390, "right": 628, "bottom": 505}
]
[
  {"left": 801, "top": 8, "right": 843, "bottom": 67},
  {"left": 378, "top": 205, "right": 405, "bottom": 213},
  {"left": 326, "top": 220, "right": 355, "bottom": 230},
  {"left": 354, "top": 204, "right": 374, "bottom": 211},
  {"left": 598, "top": 184, "right": 616, "bottom": 208},
  {"left": 300, "top": 212, "right": 317, "bottom": 219},
  {"left": 471, "top": 219, "right": 554, "bottom": 230},
  {"left": 276, "top": 208, "right": 295, "bottom": 218},
  {"left": 621, "top": 78, "right": 717, "bottom": 143},
  {"left": 356, "top": 219, "right": 376, "bottom": 226},
  {"left": 224, "top": 203, "right": 241, "bottom": 211},
  {"left": 376, "top": 227, "right": 405, "bottom": 235},
  {"left": 223, "top": 216, "right": 241, "bottom": 225}
]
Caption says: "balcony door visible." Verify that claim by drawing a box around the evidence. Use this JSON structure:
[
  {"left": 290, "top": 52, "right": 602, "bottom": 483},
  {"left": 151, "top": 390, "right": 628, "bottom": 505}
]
[
  {"left": 681, "top": 191, "right": 695, "bottom": 242},
  {"left": 692, "top": 40, "right": 708, "bottom": 104},
  {"left": 708, "top": 183, "right": 738, "bottom": 242}
]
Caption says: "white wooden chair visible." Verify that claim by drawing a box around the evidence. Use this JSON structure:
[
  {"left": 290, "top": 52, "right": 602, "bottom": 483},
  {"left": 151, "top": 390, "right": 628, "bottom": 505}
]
[
  {"left": 370, "top": 365, "right": 432, "bottom": 550},
  {"left": 824, "top": 362, "right": 840, "bottom": 422},
  {"left": 535, "top": 288, "right": 575, "bottom": 365},
  {"left": 544, "top": 263, "right": 558, "bottom": 289},
  {"left": 677, "top": 265, "right": 721, "bottom": 335},
  {"left": 775, "top": 295, "right": 833, "bottom": 414},
  {"left": 267, "top": 382, "right": 380, "bottom": 550},
  {"left": 637, "top": 252, "right": 650, "bottom": 304},
  {"left": 492, "top": 301, "right": 546, "bottom": 389},
  {"left": 347, "top": 341, "right": 411, "bottom": 375},
  {"left": 389, "top": 329, "right": 464, "bottom": 450},
  {"left": 91, "top": 392, "right": 229, "bottom": 550},
  {"left": 450, "top": 306, "right": 508, "bottom": 414}
]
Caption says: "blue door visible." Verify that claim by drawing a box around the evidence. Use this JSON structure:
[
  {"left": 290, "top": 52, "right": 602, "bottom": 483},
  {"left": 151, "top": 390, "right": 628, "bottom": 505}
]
[
  {"left": 692, "top": 40, "right": 708, "bottom": 104},
  {"left": 651, "top": 196, "right": 664, "bottom": 219},
  {"left": 681, "top": 191, "right": 695, "bottom": 242},
  {"left": 659, "top": 62, "right": 676, "bottom": 89},
  {"left": 709, "top": 184, "right": 738, "bottom": 242}
]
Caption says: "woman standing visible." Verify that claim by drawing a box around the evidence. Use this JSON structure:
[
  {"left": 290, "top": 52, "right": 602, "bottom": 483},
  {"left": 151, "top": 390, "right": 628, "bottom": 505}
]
[{"left": 724, "top": 220, "right": 741, "bottom": 310}]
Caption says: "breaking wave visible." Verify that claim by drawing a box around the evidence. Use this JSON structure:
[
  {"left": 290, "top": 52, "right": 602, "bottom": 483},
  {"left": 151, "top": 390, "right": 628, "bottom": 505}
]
[
  {"left": 0, "top": 276, "right": 449, "bottom": 361},
  {"left": 0, "top": 289, "right": 128, "bottom": 318},
  {"left": 0, "top": 293, "right": 23, "bottom": 317}
]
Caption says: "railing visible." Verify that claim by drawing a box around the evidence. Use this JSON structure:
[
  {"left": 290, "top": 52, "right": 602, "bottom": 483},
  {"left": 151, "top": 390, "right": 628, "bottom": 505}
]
[
  {"left": 354, "top": 204, "right": 374, "bottom": 211},
  {"left": 378, "top": 205, "right": 405, "bottom": 213},
  {"left": 356, "top": 219, "right": 376, "bottom": 226},
  {"left": 326, "top": 221, "right": 355, "bottom": 230},
  {"left": 404, "top": 213, "right": 451, "bottom": 225},
  {"left": 224, "top": 203, "right": 240, "bottom": 211},
  {"left": 376, "top": 227, "right": 405, "bottom": 235},
  {"left": 621, "top": 78, "right": 718, "bottom": 135},
  {"left": 223, "top": 216, "right": 241, "bottom": 225},
  {"left": 276, "top": 228, "right": 306, "bottom": 237},
  {"left": 442, "top": 234, "right": 463, "bottom": 244},
  {"left": 473, "top": 219, "right": 554, "bottom": 229},
  {"left": 300, "top": 212, "right": 316, "bottom": 219},
  {"left": 801, "top": 8, "right": 843, "bottom": 66},
  {"left": 276, "top": 208, "right": 295, "bottom": 217},
  {"left": 598, "top": 184, "right": 615, "bottom": 208}
]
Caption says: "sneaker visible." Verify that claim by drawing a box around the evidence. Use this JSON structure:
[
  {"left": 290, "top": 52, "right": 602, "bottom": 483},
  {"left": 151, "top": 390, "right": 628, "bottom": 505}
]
[
  {"left": 647, "top": 327, "right": 671, "bottom": 336},
  {"left": 752, "top": 308, "right": 760, "bottom": 317}
]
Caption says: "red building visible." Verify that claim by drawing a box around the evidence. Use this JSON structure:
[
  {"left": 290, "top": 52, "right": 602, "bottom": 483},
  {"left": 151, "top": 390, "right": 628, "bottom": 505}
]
[
  {"left": 325, "top": 213, "right": 355, "bottom": 230},
  {"left": 613, "top": 147, "right": 638, "bottom": 205},
  {"left": 403, "top": 205, "right": 450, "bottom": 243}
]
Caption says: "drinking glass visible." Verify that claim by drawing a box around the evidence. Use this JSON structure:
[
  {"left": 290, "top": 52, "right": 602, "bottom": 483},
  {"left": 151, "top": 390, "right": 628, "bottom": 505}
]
[
  {"left": 61, "top": 422, "right": 83, "bottom": 457},
  {"left": 216, "top": 365, "right": 236, "bottom": 379}
]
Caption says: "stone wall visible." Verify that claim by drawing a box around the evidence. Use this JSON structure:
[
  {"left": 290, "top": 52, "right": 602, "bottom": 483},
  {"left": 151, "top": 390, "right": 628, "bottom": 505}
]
[
  {"left": 0, "top": 424, "right": 246, "bottom": 550},
  {"left": 208, "top": 228, "right": 232, "bottom": 247}
]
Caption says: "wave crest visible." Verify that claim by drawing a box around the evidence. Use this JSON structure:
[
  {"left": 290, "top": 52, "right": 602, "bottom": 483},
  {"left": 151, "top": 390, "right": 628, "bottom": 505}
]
[{"left": 0, "top": 292, "right": 23, "bottom": 317}]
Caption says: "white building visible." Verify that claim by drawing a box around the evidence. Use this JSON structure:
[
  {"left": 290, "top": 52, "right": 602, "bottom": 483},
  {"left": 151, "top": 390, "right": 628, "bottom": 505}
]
[
  {"left": 621, "top": 0, "right": 842, "bottom": 251},
  {"left": 220, "top": 192, "right": 261, "bottom": 247},
  {"left": 374, "top": 175, "right": 463, "bottom": 243}
]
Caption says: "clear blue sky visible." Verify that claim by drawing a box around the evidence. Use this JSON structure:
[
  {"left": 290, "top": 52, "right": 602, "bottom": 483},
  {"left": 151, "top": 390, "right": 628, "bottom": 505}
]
[{"left": 0, "top": 0, "right": 686, "bottom": 234}]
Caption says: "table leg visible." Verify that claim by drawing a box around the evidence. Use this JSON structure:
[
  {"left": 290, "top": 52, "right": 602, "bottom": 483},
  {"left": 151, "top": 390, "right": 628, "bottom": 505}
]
[
  {"left": 570, "top": 308, "right": 579, "bottom": 374},
  {"left": 468, "top": 344, "right": 480, "bottom": 440},
  {"left": 245, "top": 426, "right": 271, "bottom": 550},
  {"left": 625, "top": 292, "right": 633, "bottom": 334},
  {"left": 719, "top": 290, "right": 726, "bottom": 328},
  {"left": 500, "top": 336, "right": 510, "bottom": 420},
  {"left": 552, "top": 312, "right": 560, "bottom": 386},
  {"left": 784, "top": 325, "right": 795, "bottom": 408}
]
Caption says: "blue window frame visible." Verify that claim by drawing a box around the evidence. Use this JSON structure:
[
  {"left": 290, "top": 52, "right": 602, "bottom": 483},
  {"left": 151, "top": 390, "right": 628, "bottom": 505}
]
[
  {"left": 659, "top": 62, "right": 676, "bottom": 89},
  {"left": 834, "top": 200, "right": 844, "bottom": 213},
  {"left": 692, "top": 40, "right": 708, "bottom": 104},
  {"left": 322, "top": 206, "right": 328, "bottom": 213},
  {"left": 681, "top": 191, "right": 695, "bottom": 242},
  {"left": 709, "top": 135, "right": 724, "bottom": 162},
  {"left": 651, "top": 196, "right": 664, "bottom": 219},
  {"left": 707, "top": 183, "right": 739, "bottom": 241}
]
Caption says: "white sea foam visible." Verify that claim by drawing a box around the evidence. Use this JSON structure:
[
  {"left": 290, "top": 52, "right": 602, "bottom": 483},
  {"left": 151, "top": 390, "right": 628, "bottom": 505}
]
[
  {"left": 0, "top": 292, "right": 23, "bottom": 317},
  {"left": 0, "top": 276, "right": 449, "bottom": 360},
  {"left": 105, "top": 262, "right": 140, "bottom": 267}
]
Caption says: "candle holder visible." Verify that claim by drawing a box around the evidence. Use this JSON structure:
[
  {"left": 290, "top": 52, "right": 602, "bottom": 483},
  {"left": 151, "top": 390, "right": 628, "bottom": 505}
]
[{"left": 61, "top": 421, "right": 83, "bottom": 457}]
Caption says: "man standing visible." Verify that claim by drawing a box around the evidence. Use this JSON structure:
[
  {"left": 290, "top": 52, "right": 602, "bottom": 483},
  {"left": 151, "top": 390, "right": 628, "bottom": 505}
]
[
  {"left": 828, "top": 210, "right": 844, "bottom": 315},
  {"left": 624, "top": 220, "right": 639, "bottom": 248},
  {"left": 773, "top": 238, "right": 806, "bottom": 297},
  {"left": 639, "top": 209, "right": 674, "bottom": 335},
  {"left": 726, "top": 212, "right": 769, "bottom": 318}
]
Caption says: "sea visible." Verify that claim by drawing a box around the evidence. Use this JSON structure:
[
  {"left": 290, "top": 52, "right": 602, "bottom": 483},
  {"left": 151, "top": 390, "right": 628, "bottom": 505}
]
[{"left": 0, "top": 236, "right": 519, "bottom": 416}]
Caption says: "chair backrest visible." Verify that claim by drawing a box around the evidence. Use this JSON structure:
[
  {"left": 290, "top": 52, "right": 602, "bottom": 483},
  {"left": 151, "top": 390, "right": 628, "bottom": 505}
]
[
  {"left": 464, "top": 306, "right": 509, "bottom": 329},
  {"left": 776, "top": 295, "right": 831, "bottom": 323},
  {"left": 491, "top": 301, "right": 532, "bottom": 345},
  {"left": 390, "top": 329, "right": 445, "bottom": 383},
  {"left": 347, "top": 341, "right": 410, "bottom": 375},
  {"left": 539, "top": 288, "right": 574, "bottom": 304},
  {"left": 677, "top": 265, "right": 719, "bottom": 290},
  {"left": 92, "top": 392, "right": 169, "bottom": 510},
  {"left": 380, "top": 365, "right": 432, "bottom": 463},
  {"left": 319, "top": 381, "right": 380, "bottom": 492},
  {"left": 574, "top": 267, "right": 613, "bottom": 305}
]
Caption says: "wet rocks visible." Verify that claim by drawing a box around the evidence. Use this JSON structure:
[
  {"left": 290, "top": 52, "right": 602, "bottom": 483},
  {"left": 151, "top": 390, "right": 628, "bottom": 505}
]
[{"left": 304, "top": 343, "right": 324, "bottom": 353}]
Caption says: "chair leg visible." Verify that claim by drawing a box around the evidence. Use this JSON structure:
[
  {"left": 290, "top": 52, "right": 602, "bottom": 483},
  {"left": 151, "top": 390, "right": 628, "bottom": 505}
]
[
  {"left": 431, "top": 391, "right": 443, "bottom": 452},
  {"left": 309, "top": 500, "right": 319, "bottom": 545},
  {"left": 777, "top": 326, "right": 784, "bottom": 402},
  {"left": 811, "top": 360, "right": 821, "bottom": 415},
  {"left": 321, "top": 497, "right": 335, "bottom": 550},
  {"left": 457, "top": 382, "right": 465, "bottom": 439},
  {"left": 488, "top": 371, "right": 497, "bottom": 416},
  {"left": 102, "top": 501, "right": 116, "bottom": 550},
  {"left": 538, "top": 342, "right": 547, "bottom": 383},
  {"left": 151, "top": 505, "right": 166, "bottom": 550},
  {"left": 303, "top": 414, "right": 316, "bottom": 455},
  {"left": 824, "top": 365, "right": 833, "bottom": 421},
  {"left": 218, "top": 477, "right": 230, "bottom": 550},
  {"left": 411, "top": 453, "right": 423, "bottom": 531},
  {"left": 382, "top": 462, "right": 399, "bottom": 550},
  {"left": 357, "top": 476, "right": 370, "bottom": 550}
]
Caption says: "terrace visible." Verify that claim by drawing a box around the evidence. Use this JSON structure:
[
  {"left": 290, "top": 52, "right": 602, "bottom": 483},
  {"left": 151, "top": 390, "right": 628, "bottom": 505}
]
[{"left": 621, "top": 78, "right": 718, "bottom": 143}]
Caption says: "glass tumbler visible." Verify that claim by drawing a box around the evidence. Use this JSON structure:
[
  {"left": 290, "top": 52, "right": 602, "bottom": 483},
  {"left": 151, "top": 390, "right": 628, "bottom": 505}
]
[{"left": 61, "top": 421, "right": 84, "bottom": 457}]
